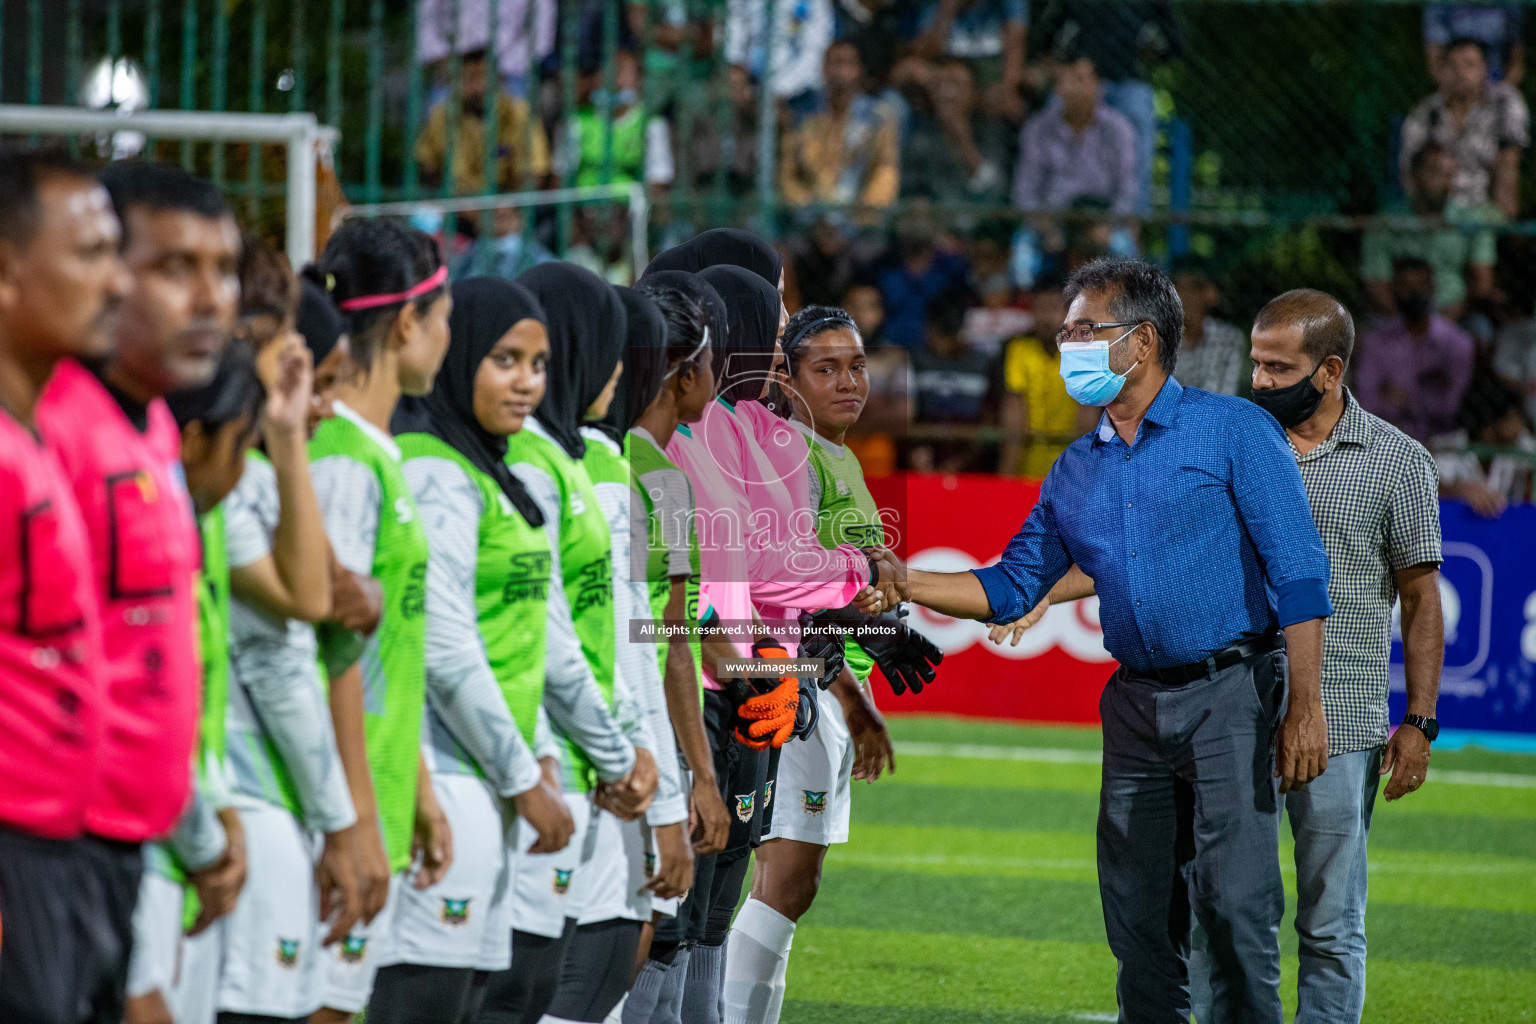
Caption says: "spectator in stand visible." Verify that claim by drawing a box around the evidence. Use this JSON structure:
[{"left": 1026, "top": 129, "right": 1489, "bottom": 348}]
[
  {"left": 962, "top": 224, "right": 1032, "bottom": 358},
  {"left": 415, "top": 48, "right": 551, "bottom": 196},
  {"left": 780, "top": 40, "right": 900, "bottom": 212},
  {"left": 900, "top": 57, "right": 1012, "bottom": 203},
  {"left": 910, "top": 285, "right": 996, "bottom": 471},
  {"left": 787, "top": 217, "right": 861, "bottom": 309},
  {"left": 1493, "top": 303, "right": 1536, "bottom": 425},
  {"left": 1356, "top": 257, "right": 1476, "bottom": 443},
  {"left": 727, "top": 0, "right": 835, "bottom": 114},
  {"left": 1364, "top": 142, "right": 1498, "bottom": 320},
  {"left": 902, "top": 0, "right": 1029, "bottom": 121},
  {"left": 1425, "top": 3, "right": 1525, "bottom": 85},
  {"left": 1400, "top": 36, "right": 1529, "bottom": 219},
  {"left": 841, "top": 277, "right": 907, "bottom": 476},
  {"left": 567, "top": 49, "right": 674, "bottom": 190},
  {"left": 997, "top": 274, "right": 1080, "bottom": 478},
  {"left": 874, "top": 211, "right": 970, "bottom": 350},
  {"left": 1173, "top": 259, "right": 1250, "bottom": 396},
  {"left": 688, "top": 64, "right": 760, "bottom": 199},
  {"left": 447, "top": 206, "right": 555, "bottom": 281},
  {"left": 1012, "top": 54, "right": 1138, "bottom": 284},
  {"left": 1435, "top": 379, "right": 1534, "bottom": 514},
  {"left": 415, "top": 0, "right": 556, "bottom": 109},
  {"left": 1033, "top": 0, "right": 1182, "bottom": 214}
]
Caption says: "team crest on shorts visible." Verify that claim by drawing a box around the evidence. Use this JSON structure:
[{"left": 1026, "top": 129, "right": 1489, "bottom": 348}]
[
  {"left": 802, "top": 790, "right": 827, "bottom": 816},
  {"left": 441, "top": 898, "right": 471, "bottom": 926},
  {"left": 553, "top": 868, "right": 573, "bottom": 895},
  {"left": 735, "top": 792, "right": 754, "bottom": 823},
  {"left": 275, "top": 938, "right": 300, "bottom": 968},
  {"left": 340, "top": 935, "right": 368, "bottom": 963},
  {"left": 765, "top": 780, "right": 774, "bottom": 807}
]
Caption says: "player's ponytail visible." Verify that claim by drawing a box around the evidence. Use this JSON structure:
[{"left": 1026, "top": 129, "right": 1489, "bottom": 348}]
[
  {"left": 763, "top": 304, "right": 859, "bottom": 420},
  {"left": 311, "top": 219, "right": 445, "bottom": 372}
]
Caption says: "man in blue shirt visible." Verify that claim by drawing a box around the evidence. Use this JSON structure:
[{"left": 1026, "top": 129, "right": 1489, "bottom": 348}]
[{"left": 903, "top": 257, "right": 1332, "bottom": 1024}]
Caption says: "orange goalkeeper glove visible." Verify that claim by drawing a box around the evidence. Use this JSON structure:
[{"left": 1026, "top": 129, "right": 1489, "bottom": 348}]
[{"left": 733, "top": 639, "right": 801, "bottom": 750}]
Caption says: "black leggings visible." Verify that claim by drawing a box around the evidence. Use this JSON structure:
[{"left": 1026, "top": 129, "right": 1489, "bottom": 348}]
[
  {"left": 545, "top": 918, "right": 645, "bottom": 1022},
  {"left": 367, "top": 964, "right": 488, "bottom": 1024},
  {"left": 477, "top": 920, "right": 577, "bottom": 1024}
]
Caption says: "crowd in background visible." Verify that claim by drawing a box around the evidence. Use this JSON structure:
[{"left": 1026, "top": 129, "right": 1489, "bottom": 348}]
[{"left": 408, "top": 0, "right": 1536, "bottom": 511}]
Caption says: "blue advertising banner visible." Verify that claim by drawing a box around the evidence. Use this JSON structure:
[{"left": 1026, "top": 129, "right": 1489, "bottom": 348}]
[{"left": 1390, "top": 502, "right": 1536, "bottom": 748}]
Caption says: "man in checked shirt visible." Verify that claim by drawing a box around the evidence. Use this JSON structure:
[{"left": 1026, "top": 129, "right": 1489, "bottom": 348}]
[{"left": 1188, "top": 290, "right": 1444, "bottom": 1024}]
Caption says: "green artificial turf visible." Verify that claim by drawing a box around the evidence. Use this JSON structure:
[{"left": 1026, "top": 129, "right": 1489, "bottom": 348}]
[{"left": 779, "top": 715, "right": 1536, "bottom": 1024}]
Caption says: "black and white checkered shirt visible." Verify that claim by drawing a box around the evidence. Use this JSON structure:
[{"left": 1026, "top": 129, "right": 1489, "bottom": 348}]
[{"left": 1291, "top": 390, "right": 1443, "bottom": 755}]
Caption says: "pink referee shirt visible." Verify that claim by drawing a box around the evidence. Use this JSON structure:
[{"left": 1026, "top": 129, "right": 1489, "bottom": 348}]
[
  {"left": 0, "top": 407, "right": 105, "bottom": 839},
  {"left": 38, "top": 360, "right": 201, "bottom": 842}
]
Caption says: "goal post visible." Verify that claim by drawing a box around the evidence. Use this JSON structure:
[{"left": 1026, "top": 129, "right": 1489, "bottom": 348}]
[{"left": 0, "top": 105, "right": 339, "bottom": 270}]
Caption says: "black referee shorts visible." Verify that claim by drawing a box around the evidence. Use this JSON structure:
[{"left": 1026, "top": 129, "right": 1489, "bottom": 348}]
[{"left": 0, "top": 824, "right": 143, "bottom": 1024}]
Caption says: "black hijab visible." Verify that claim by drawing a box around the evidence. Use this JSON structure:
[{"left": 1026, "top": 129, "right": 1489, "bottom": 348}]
[
  {"left": 517, "top": 262, "right": 627, "bottom": 460},
  {"left": 697, "top": 264, "right": 782, "bottom": 407},
  {"left": 596, "top": 286, "right": 669, "bottom": 446},
  {"left": 644, "top": 228, "right": 783, "bottom": 289},
  {"left": 405, "top": 277, "right": 547, "bottom": 527}
]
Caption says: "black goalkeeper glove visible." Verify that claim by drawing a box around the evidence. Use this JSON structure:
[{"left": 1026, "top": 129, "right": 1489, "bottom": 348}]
[
  {"left": 797, "top": 611, "right": 846, "bottom": 690},
  {"left": 811, "top": 603, "right": 944, "bottom": 696}
]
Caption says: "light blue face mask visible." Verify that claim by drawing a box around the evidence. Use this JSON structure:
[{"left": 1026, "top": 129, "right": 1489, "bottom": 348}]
[{"left": 1058, "top": 327, "right": 1140, "bottom": 406}]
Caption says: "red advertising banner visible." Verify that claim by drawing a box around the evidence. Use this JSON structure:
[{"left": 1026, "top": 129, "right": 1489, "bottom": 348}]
[{"left": 865, "top": 472, "right": 1114, "bottom": 724}]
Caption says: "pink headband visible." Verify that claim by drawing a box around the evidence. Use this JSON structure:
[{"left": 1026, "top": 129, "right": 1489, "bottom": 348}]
[{"left": 337, "top": 265, "right": 448, "bottom": 312}]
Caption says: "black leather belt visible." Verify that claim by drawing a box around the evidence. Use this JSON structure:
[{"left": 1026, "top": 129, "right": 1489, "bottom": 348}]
[{"left": 1142, "top": 634, "right": 1281, "bottom": 686}]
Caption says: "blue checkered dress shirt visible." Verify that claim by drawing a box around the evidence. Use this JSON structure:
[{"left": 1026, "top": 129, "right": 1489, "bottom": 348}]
[{"left": 973, "top": 377, "right": 1333, "bottom": 672}]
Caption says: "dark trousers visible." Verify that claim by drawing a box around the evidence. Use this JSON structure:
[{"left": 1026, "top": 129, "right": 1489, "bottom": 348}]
[
  {"left": 0, "top": 826, "right": 143, "bottom": 1024},
  {"left": 1097, "top": 650, "right": 1287, "bottom": 1024}
]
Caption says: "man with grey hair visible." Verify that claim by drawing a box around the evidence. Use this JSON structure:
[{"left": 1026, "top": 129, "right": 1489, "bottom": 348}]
[
  {"left": 901, "top": 257, "right": 1333, "bottom": 1024},
  {"left": 1189, "top": 289, "right": 1445, "bottom": 1024}
]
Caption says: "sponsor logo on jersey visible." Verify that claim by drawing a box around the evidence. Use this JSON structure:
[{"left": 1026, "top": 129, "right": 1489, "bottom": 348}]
[
  {"left": 835, "top": 479, "right": 851, "bottom": 496},
  {"left": 569, "top": 492, "right": 587, "bottom": 517},
  {"left": 340, "top": 935, "right": 368, "bottom": 963},
  {"left": 441, "top": 898, "right": 471, "bottom": 926},
  {"left": 400, "top": 561, "right": 428, "bottom": 619},
  {"left": 395, "top": 496, "right": 416, "bottom": 524},
  {"left": 735, "top": 792, "right": 754, "bottom": 823},
  {"left": 276, "top": 938, "right": 300, "bottom": 968},
  {"left": 504, "top": 550, "right": 553, "bottom": 604},
  {"left": 553, "top": 868, "right": 573, "bottom": 895},
  {"left": 802, "top": 790, "right": 827, "bottom": 816},
  {"left": 573, "top": 557, "right": 613, "bottom": 616}
]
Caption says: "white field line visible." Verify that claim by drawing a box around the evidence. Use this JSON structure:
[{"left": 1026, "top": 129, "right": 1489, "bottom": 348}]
[
  {"left": 894, "top": 742, "right": 1536, "bottom": 789},
  {"left": 834, "top": 850, "right": 1531, "bottom": 877}
]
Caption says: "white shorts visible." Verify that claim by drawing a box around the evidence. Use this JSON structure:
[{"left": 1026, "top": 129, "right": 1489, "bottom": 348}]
[
  {"left": 216, "top": 797, "right": 324, "bottom": 1019},
  {"left": 576, "top": 812, "right": 653, "bottom": 926},
  {"left": 762, "top": 687, "right": 853, "bottom": 847},
  {"left": 319, "top": 868, "right": 405, "bottom": 1013},
  {"left": 126, "top": 869, "right": 183, "bottom": 1000},
  {"left": 509, "top": 792, "right": 591, "bottom": 938},
  {"left": 387, "top": 773, "right": 514, "bottom": 971},
  {"left": 174, "top": 925, "right": 222, "bottom": 1024}
]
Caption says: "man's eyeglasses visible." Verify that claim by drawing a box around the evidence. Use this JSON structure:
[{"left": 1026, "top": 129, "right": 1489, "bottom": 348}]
[{"left": 1057, "top": 321, "right": 1144, "bottom": 345}]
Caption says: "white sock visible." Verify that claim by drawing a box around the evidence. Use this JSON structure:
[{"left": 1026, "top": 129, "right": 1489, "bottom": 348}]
[
  {"left": 722, "top": 899, "right": 796, "bottom": 1024},
  {"left": 603, "top": 993, "right": 628, "bottom": 1023},
  {"left": 537, "top": 1017, "right": 583, "bottom": 1024}
]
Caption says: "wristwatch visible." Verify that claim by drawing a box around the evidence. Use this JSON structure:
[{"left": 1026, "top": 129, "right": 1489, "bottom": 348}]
[{"left": 1402, "top": 714, "right": 1439, "bottom": 742}]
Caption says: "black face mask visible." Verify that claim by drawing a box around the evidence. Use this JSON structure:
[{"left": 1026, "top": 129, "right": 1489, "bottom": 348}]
[{"left": 1252, "top": 363, "right": 1326, "bottom": 429}]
